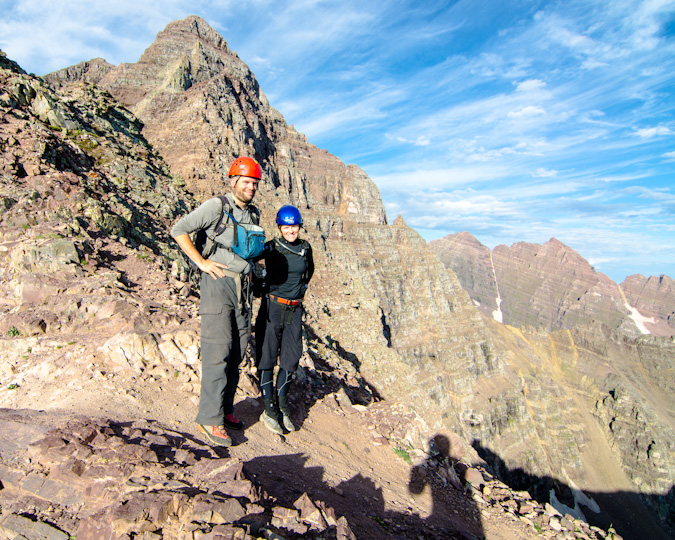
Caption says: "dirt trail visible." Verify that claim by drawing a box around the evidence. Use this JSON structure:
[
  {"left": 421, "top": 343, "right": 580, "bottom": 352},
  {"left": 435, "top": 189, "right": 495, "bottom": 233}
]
[{"left": 0, "top": 348, "right": 539, "bottom": 540}]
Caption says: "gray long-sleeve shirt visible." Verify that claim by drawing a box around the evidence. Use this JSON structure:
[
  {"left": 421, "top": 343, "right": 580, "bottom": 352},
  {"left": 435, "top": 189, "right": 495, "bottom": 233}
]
[{"left": 170, "top": 193, "right": 259, "bottom": 274}]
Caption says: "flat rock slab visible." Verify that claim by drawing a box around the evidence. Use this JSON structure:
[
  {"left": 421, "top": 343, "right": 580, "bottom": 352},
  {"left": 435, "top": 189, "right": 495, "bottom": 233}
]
[{"left": 0, "top": 408, "right": 65, "bottom": 461}]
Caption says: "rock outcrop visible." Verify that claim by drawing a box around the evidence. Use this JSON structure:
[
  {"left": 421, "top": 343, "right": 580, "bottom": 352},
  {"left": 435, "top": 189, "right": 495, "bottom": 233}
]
[{"left": 0, "top": 409, "right": 358, "bottom": 540}]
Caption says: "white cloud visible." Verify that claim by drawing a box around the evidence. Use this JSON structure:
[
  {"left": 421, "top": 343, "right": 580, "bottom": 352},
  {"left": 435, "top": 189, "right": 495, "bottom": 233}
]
[
  {"left": 388, "top": 134, "right": 430, "bottom": 147},
  {"left": 462, "top": 145, "right": 523, "bottom": 163},
  {"left": 516, "top": 79, "right": 546, "bottom": 92},
  {"left": 508, "top": 106, "right": 546, "bottom": 118},
  {"left": 248, "top": 55, "right": 274, "bottom": 69},
  {"left": 635, "top": 126, "right": 673, "bottom": 138},
  {"left": 532, "top": 168, "right": 559, "bottom": 178},
  {"left": 622, "top": 185, "right": 675, "bottom": 202},
  {"left": 625, "top": 0, "right": 675, "bottom": 51}
]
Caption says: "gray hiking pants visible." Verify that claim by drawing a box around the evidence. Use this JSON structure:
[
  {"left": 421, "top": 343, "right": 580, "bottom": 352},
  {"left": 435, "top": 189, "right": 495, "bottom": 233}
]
[{"left": 196, "top": 272, "right": 251, "bottom": 426}]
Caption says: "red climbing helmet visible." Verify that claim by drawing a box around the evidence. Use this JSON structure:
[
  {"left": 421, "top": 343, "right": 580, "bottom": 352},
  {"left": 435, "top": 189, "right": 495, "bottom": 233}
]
[{"left": 228, "top": 157, "right": 262, "bottom": 179}]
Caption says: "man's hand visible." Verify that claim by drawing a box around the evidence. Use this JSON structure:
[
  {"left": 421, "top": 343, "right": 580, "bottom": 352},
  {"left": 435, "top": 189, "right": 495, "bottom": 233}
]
[
  {"left": 174, "top": 233, "right": 228, "bottom": 279},
  {"left": 198, "top": 258, "right": 229, "bottom": 279}
]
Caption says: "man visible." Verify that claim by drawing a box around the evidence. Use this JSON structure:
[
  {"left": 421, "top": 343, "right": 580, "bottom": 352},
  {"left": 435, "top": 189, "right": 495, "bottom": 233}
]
[{"left": 171, "top": 156, "right": 262, "bottom": 447}]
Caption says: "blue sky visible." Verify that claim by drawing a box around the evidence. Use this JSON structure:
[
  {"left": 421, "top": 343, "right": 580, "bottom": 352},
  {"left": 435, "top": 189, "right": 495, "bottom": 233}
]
[{"left": 1, "top": 0, "right": 674, "bottom": 283}]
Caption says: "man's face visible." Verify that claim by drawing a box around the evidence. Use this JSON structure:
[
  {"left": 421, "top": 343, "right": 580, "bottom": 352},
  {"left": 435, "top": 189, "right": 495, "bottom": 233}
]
[{"left": 231, "top": 175, "right": 259, "bottom": 204}]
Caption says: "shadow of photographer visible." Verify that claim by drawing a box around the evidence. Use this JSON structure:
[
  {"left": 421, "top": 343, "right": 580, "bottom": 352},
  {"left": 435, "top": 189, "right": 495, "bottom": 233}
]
[{"left": 244, "top": 434, "right": 485, "bottom": 540}]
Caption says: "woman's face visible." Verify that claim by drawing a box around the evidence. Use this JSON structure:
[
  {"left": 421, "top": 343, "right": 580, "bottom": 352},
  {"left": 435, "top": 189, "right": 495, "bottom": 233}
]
[{"left": 280, "top": 224, "right": 300, "bottom": 243}]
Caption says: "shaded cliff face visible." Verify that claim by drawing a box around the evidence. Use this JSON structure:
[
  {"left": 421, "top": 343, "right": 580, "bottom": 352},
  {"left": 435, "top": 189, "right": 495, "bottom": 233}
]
[
  {"left": 36, "top": 17, "right": 675, "bottom": 538},
  {"left": 431, "top": 231, "right": 500, "bottom": 316}
]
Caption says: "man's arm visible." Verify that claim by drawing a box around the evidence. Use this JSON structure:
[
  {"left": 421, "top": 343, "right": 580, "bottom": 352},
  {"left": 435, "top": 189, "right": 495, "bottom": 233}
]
[{"left": 174, "top": 233, "right": 229, "bottom": 280}]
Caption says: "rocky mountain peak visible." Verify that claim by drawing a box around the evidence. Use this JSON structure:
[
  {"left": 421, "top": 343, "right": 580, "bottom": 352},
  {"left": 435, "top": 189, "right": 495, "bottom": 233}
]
[
  {"left": 132, "top": 14, "right": 239, "bottom": 89},
  {"left": 392, "top": 214, "right": 406, "bottom": 227},
  {"left": 538, "top": 237, "right": 596, "bottom": 269},
  {"left": 161, "top": 14, "right": 231, "bottom": 52},
  {"left": 43, "top": 57, "right": 114, "bottom": 86},
  {"left": 50, "top": 15, "right": 256, "bottom": 134},
  {"left": 544, "top": 236, "right": 565, "bottom": 248}
]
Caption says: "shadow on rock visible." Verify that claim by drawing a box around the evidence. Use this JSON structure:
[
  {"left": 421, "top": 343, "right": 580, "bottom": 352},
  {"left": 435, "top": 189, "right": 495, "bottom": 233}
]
[
  {"left": 245, "top": 443, "right": 483, "bottom": 540},
  {"left": 472, "top": 440, "right": 675, "bottom": 540},
  {"left": 246, "top": 316, "right": 383, "bottom": 434}
]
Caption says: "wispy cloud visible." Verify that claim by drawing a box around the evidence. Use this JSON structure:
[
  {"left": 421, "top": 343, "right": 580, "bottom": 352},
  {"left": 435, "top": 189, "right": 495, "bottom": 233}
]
[
  {"left": 516, "top": 79, "right": 547, "bottom": 92},
  {"left": 635, "top": 126, "right": 673, "bottom": 138},
  {"left": 532, "top": 168, "right": 559, "bottom": 178},
  {"left": 0, "top": 0, "right": 193, "bottom": 72}
]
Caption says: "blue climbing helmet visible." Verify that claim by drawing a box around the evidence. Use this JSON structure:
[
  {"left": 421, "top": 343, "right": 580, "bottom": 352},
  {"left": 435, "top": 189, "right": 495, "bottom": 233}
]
[{"left": 276, "top": 205, "right": 302, "bottom": 225}]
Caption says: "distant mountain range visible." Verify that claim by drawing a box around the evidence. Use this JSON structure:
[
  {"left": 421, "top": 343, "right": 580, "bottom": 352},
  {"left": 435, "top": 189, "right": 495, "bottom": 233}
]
[{"left": 431, "top": 232, "right": 674, "bottom": 337}]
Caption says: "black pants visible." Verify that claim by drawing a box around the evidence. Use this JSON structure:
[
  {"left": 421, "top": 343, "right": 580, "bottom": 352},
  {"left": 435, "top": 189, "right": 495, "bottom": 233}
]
[{"left": 257, "top": 297, "right": 303, "bottom": 372}]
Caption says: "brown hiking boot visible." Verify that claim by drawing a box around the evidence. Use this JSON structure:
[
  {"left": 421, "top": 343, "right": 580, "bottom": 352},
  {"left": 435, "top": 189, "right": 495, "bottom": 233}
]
[{"left": 197, "top": 423, "right": 232, "bottom": 447}]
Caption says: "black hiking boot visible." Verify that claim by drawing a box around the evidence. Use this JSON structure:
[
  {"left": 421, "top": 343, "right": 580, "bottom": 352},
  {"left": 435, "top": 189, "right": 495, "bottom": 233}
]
[
  {"left": 278, "top": 396, "right": 296, "bottom": 432},
  {"left": 261, "top": 399, "right": 283, "bottom": 435}
]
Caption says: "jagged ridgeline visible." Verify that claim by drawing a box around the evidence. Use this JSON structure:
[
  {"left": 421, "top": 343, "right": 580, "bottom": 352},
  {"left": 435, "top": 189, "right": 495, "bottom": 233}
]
[
  {"left": 2, "top": 14, "right": 673, "bottom": 538},
  {"left": 0, "top": 50, "right": 192, "bottom": 260}
]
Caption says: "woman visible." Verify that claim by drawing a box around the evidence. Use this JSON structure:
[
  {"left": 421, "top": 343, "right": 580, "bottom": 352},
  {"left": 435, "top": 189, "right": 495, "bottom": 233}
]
[{"left": 255, "top": 205, "right": 314, "bottom": 434}]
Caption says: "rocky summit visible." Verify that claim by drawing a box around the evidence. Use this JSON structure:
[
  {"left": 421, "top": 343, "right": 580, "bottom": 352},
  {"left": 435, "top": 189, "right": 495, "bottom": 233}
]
[{"left": 1, "top": 15, "right": 673, "bottom": 540}]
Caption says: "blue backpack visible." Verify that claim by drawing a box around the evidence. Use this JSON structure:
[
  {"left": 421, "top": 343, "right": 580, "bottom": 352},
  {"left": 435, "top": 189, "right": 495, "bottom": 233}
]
[{"left": 196, "top": 195, "right": 265, "bottom": 261}]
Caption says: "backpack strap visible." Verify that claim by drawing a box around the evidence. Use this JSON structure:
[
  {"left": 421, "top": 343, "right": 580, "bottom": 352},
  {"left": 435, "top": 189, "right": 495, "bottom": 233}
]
[
  {"left": 216, "top": 195, "right": 260, "bottom": 229},
  {"left": 201, "top": 195, "right": 229, "bottom": 259},
  {"left": 273, "top": 238, "right": 307, "bottom": 257},
  {"left": 212, "top": 195, "right": 231, "bottom": 235},
  {"left": 249, "top": 205, "right": 260, "bottom": 226},
  {"left": 205, "top": 195, "right": 261, "bottom": 255},
  {"left": 272, "top": 238, "right": 312, "bottom": 284}
]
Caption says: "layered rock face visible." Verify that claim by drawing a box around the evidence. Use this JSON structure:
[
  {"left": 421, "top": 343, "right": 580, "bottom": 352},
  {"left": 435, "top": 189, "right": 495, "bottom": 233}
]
[
  {"left": 5, "top": 16, "right": 672, "bottom": 538},
  {"left": 492, "top": 238, "right": 632, "bottom": 333},
  {"left": 431, "top": 231, "right": 500, "bottom": 316},
  {"left": 621, "top": 274, "right": 675, "bottom": 335}
]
